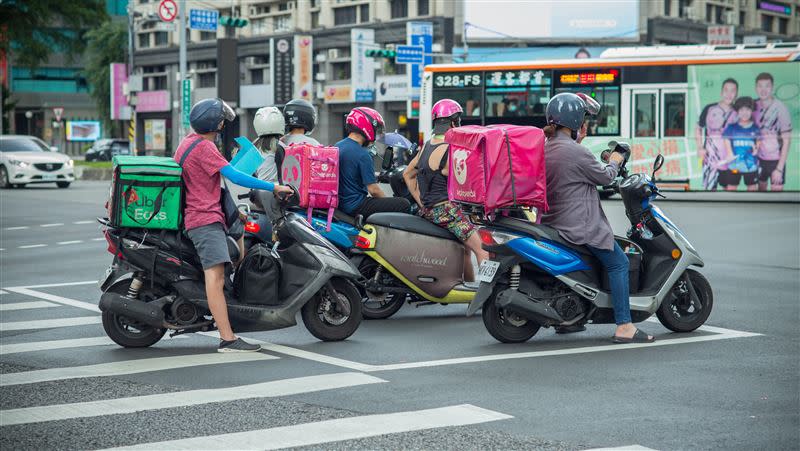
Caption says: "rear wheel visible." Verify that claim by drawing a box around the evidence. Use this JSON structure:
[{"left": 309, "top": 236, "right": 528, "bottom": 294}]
[
  {"left": 360, "top": 262, "right": 405, "bottom": 319},
  {"left": 302, "top": 278, "right": 362, "bottom": 341},
  {"left": 482, "top": 288, "right": 540, "bottom": 343},
  {"left": 657, "top": 269, "right": 713, "bottom": 333},
  {"left": 101, "top": 279, "right": 166, "bottom": 348}
]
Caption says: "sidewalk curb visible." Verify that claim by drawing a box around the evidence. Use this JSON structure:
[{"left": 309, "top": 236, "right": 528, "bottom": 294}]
[{"left": 74, "top": 166, "right": 113, "bottom": 181}]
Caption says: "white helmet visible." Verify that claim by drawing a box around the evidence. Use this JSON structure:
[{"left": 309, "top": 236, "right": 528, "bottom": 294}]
[{"left": 253, "top": 107, "right": 285, "bottom": 137}]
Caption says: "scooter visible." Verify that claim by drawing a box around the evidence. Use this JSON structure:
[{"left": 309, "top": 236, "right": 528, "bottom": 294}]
[
  {"left": 468, "top": 145, "right": 713, "bottom": 343},
  {"left": 97, "top": 188, "right": 363, "bottom": 347}
]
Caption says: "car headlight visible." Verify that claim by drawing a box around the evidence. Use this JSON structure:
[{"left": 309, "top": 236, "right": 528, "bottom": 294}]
[
  {"left": 8, "top": 159, "right": 29, "bottom": 168},
  {"left": 67, "top": 159, "right": 74, "bottom": 168}
]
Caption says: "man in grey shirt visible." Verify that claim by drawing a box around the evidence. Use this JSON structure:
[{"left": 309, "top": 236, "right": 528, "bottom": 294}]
[{"left": 541, "top": 93, "right": 654, "bottom": 344}]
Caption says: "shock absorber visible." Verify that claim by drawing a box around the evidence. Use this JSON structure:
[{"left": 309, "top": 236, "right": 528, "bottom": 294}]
[
  {"left": 127, "top": 277, "right": 143, "bottom": 298},
  {"left": 510, "top": 265, "right": 521, "bottom": 290}
]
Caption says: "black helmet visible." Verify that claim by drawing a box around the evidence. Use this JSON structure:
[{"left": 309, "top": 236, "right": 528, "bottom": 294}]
[
  {"left": 283, "top": 99, "right": 317, "bottom": 133},
  {"left": 189, "top": 98, "right": 236, "bottom": 134},
  {"left": 545, "top": 92, "right": 601, "bottom": 131}
]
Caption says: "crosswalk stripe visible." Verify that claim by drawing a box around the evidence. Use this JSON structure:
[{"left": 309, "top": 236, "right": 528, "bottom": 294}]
[
  {"left": 6, "top": 280, "right": 97, "bottom": 290},
  {"left": 582, "top": 446, "right": 657, "bottom": 451},
  {"left": 4, "top": 287, "right": 100, "bottom": 312},
  {"left": 105, "top": 404, "right": 513, "bottom": 450},
  {"left": 0, "top": 352, "right": 277, "bottom": 387},
  {"left": 0, "top": 301, "right": 58, "bottom": 311},
  {"left": 1, "top": 372, "right": 386, "bottom": 426},
  {"left": 0, "top": 335, "right": 185, "bottom": 355},
  {"left": 0, "top": 316, "right": 101, "bottom": 332}
]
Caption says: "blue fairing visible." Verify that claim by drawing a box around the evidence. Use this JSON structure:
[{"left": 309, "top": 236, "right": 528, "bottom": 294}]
[
  {"left": 302, "top": 214, "right": 358, "bottom": 249},
  {"left": 507, "top": 238, "right": 590, "bottom": 276}
]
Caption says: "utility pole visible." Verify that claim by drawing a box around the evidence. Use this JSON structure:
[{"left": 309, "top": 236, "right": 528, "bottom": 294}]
[
  {"left": 178, "top": 0, "right": 187, "bottom": 138},
  {"left": 127, "top": 0, "right": 136, "bottom": 153}
]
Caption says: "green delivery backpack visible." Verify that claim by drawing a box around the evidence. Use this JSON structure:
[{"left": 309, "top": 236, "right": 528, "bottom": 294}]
[{"left": 109, "top": 155, "right": 184, "bottom": 230}]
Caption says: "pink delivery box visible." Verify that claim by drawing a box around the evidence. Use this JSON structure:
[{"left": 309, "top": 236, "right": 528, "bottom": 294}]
[
  {"left": 281, "top": 143, "right": 340, "bottom": 231},
  {"left": 445, "top": 124, "right": 547, "bottom": 214}
]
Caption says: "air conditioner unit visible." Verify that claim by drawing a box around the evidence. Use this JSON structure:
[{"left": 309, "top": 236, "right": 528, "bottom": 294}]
[
  {"left": 328, "top": 48, "right": 340, "bottom": 60},
  {"left": 315, "top": 53, "right": 327, "bottom": 63},
  {"left": 315, "top": 72, "right": 326, "bottom": 81},
  {"left": 385, "top": 43, "right": 395, "bottom": 51},
  {"left": 724, "top": 10, "right": 737, "bottom": 25},
  {"left": 315, "top": 84, "right": 325, "bottom": 100}
]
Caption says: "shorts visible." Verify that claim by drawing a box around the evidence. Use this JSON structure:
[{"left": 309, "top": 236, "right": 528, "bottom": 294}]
[
  {"left": 186, "top": 222, "right": 231, "bottom": 270},
  {"left": 422, "top": 201, "right": 476, "bottom": 242},
  {"left": 758, "top": 159, "right": 785, "bottom": 184},
  {"left": 718, "top": 170, "right": 758, "bottom": 187}
]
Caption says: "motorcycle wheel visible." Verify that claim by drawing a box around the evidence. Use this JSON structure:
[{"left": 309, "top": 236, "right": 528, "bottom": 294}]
[
  {"left": 482, "top": 293, "right": 540, "bottom": 344},
  {"left": 360, "top": 262, "right": 405, "bottom": 320},
  {"left": 656, "top": 269, "right": 713, "bottom": 333},
  {"left": 101, "top": 279, "right": 166, "bottom": 348},
  {"left": 302, "top": 278, "right": 362, "bottom": 342}
]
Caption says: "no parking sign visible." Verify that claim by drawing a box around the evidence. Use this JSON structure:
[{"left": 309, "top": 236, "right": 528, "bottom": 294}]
[{"left": 158, "top": 0, "right": 178, "bottom": 22}]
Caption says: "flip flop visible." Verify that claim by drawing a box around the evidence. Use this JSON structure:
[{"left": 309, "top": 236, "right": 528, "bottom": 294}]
[{"left": 612, "top": 329, "right": 655, "bottom": 344}]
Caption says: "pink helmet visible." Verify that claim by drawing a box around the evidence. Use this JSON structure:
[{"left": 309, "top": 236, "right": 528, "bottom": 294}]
[
  {"left": 432, "top": 99, "right": 463, "bottom": 121},
  {"left": 346, "top": 107, "right": 385, "bottom": 143}
]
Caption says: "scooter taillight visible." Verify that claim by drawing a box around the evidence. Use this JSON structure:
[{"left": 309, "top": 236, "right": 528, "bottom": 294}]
[
  {"left": 244, "top": 221, "right": 260, "bottom": 233},
  {"left": 104, "top": 231, "right": 124, "bottom": 260},
  {"left": 355, "top": 235, "right": 371, "bottom": 249},
  {"left": 478, "top": 228, "right": 497, "bottom": 246}
]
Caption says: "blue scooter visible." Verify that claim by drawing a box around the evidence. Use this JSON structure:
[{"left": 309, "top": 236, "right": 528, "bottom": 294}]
[{"left": 469, "top": 146, "right": 713, "bottom": 343}]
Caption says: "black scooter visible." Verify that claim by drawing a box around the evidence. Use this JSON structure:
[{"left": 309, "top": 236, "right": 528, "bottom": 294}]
[{"left": 97, "top": 189, "right": 363, "bottom": 347}]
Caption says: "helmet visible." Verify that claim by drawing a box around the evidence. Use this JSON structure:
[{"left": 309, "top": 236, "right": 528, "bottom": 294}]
[
  {"left": 431, "top": 99, "right": 463, "bottom": 121},
  {"left": 283, "top": 99, "right": 317, "bottom": 133},
  {"left": 253, "top": 106, "right": 285, "bottom": 137},
  {"left": 345, "top": 107, "right": 385, "bottom": 143},
  {"left": 545, "top": 92, "right": 601, "bottom": 131},
  {"left": 189, "top": 98, "right": 236, "bottom": 134}
]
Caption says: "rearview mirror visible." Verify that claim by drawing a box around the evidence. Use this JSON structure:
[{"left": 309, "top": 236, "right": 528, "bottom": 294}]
[
  {"left": 600, "top": 150, "right": 611, "bottom": 163},
  {"left": 382, "top": 147, "right": 394, "bottom": 171},
  {"left": 652, "top": 154, "right": 664, "bottom": 177}
]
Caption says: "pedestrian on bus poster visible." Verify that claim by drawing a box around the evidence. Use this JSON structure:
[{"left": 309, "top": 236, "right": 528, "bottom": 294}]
[{"left": 690, "top": 62, "right": 799, "bottom": 192}]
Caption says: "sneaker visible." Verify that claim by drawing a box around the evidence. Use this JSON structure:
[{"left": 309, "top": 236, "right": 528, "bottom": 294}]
[{"left": 218, "top": 338, "right": 262, "bottom": 353}]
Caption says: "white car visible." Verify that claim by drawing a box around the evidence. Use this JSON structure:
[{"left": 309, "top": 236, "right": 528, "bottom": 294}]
[{"left": 0, "top": 135, "right": 75, "bottom": 189}]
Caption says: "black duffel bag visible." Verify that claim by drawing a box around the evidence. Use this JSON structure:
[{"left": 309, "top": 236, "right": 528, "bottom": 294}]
[{"left": 234, "top": 244, "right": 281, "bottom": 305}]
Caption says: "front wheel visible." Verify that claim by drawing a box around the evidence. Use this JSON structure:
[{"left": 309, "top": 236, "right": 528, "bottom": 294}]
[
  {"left": 482, "top": 292, "right": 540, "bottom": 343},
  {"left": 657, "top": 269, "right": 713, "bottom": 333},
  {"left": 0, "top": 166, "right": 10, "bottom": 189},
  {"left": 302, "top": 278, "right": 362, "bottom": 341},
  {"left": 101, "top": 279, "right": 166, "bottom": 348}
]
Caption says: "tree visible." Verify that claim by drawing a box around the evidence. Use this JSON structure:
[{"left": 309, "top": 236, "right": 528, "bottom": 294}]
[
  {"left": 84, "top": 20, "right": 126, "bottom": 136},
  {"left": 0, "top": 0, "right": 108, "bottom": 70}
]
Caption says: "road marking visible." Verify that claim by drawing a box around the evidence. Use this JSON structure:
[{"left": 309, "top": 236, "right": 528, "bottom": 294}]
[
  {"left": 0, "top": 301, "right": 58, "bottom": 311},
  {"left": 1, "top": 372, "right": 386, "bottom": 426},
  {"left": 0, "top": 289, "right": 8, "bottom": 294},
  {"left": 73, "top": 220, "right": 94, "bottom": 225},
  {"left": 40, "top": 223, "right": 64, "bottom": 227},
  {"left": 57, "top": 240, "right": 84, "bottom": 245},
  {"left": 0, "top": 316, "right": 101, "bottom": 332},
  {"left": 92, "top": 237, "right": 106, "bottom": 241},
  {"left": 4, "top": 288, "right": 100, "bottom": 312},
  {"left": 0, "top": 335, "right": 186, "bottom": 356},
  {"left": 18, "top": 244, "right": 47, "bottom": 249},
  {"left": 0, "top": 352, "right": 277, "bottom": 387},
  {"left": 4, "top": 226, "right": 29, "bottom": 230},
  {"left": 6, "top": 280, "right": 97, "bottom": 290},
  {"left": 106, "top": 404, "right": 513, "bottom": 450},
  {"left": 583, "top": 446, "right": 657, "bottom": 451}
]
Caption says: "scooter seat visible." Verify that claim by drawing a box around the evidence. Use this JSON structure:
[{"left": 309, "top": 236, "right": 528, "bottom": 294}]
[
  {"left": 493, "top": 216, "right": 594, "bottom": 257},
  {"left": 368, "top": 212, "right": 458, "bottom": 241},
  {"left": 312, "top": 209, "right": 357, "bottom": 226}
]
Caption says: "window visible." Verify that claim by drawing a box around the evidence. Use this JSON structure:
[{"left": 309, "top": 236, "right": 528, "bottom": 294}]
[
  {"left": 275, "top": 15, "right": 291, "bottom": 32},
  {"left": 740, "top": 11, "right": 746, "bottom": 25},
  {"left": 311, "top": 11, "right": 320, "bottom": 28},
  {"left": 778, "top": 17, "right": 788, "bottom": 34},
  {"left": 334, "top": 6, "right": 357, "bottom": 25},
  {"left": 251, "top": 69, "right": 264, "bottom": 85},
  {"left": 706, "top": 4, "right": 712, "bottom": 22},
  {"left": 484, "top": 70, "right": 552, "bottom": 127},
  {"left": 138, "top": 33, "right": 149, "bottom": 48},
  {"left": 554, "top": 86, "right": 621, "bottom": 136},
  {"left": 279, "top": 2, "right": 289, "bottom": 11},
  {"left": 154, "top": 32, "right": 168, "bottom": 46},
  {"left": 418, "top": 0, "right": 429, "bottom": 15},
  {"left": 198, "top": 72, "right": 216, "bottom": 88},
  {"left": 331, "top": 62, "right": 351, "bottom": 80},
  {"left": 664, "top": 0, "right": 671, "bottom": 16},
  {"left": 200, "top": 31, "right": 215, "bottom": 41},
  {"left": 663, "top": 93, "right": 686, "bottom": 137},
  {"left": 762, "top": 14, "right": 774, "bottom": 32},
  {"left": 634, "top": 93, "right": 657, "bottom": 137},
  {"left": 391, "top": 0, "right": 408, "bottom": 18},
  {"left": 359, "top": 4, "right": 369, "bottom": 22}
]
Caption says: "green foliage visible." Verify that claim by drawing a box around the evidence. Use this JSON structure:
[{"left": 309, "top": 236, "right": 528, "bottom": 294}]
[
  {"left": 75, "top": 160, "right": 112, "bottom": 168},
  {"left": 0, "top": 0, "right": 109, "bottom": 70},
  {"left": 84, "top": 20, "right": 126, "bottom": 137}
]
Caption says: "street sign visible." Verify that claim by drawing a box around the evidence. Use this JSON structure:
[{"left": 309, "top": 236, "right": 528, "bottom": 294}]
[
  {"left": 53, "top": 107, "right": 64, "bottom": 122},
  {"left": 158, "top": 0, "right": 178, "bottom": 23},
  {"left": 407, "top": 22, "right": 433, "bottom": 90},
  {"left": 181, "top": 79, "right": 192, "bottom": 129},
  {"left": 395, "top": 45, "right": 424, "bottom": 65},
  {"left": 154, "top": 22, "right": 176, "bottom": 32},
  {"left": 707, "top": 25, "right": 734, "bottom": 45},
  {"left": 189, "top": 9, "right": 218, "bottom": 31}
]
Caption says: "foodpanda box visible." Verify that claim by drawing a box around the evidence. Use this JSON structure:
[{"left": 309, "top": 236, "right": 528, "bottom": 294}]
[
  {"left": 446, "top": 124, "right": 547, "bottom": 215},
  {"left": 281, "top": 144, "right": 340, "bottom": 231}
]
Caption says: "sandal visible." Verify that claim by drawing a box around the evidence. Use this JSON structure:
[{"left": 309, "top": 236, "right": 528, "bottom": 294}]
[{"left": 612, "top": 328, "right": 655, "bottom": 344}]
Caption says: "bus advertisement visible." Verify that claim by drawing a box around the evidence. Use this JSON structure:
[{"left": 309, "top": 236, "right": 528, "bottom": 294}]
[{"left": 421, "top": 43, "right": 800, "bottom": 192}]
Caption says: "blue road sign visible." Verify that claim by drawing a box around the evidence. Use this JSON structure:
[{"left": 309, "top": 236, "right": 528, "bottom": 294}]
[
  {"left": 396, "top": 45, "right": 424, "bottom": 64},
  {"left": 189, "top": 9, "right": 218, "bottom": 31},
  {"left": 407, "top": 22, "right": 433, "bottom": 89}
]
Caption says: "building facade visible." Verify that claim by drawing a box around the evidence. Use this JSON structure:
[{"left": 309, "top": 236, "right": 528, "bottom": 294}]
[{"left": 130, "top": 0, "right": 457, "bottom": 153}]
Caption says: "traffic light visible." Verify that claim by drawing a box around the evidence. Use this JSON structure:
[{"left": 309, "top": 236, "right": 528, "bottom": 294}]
[
  {"left": 365, "top": 49, "right": 397, "bottom": 59},
  {"left": 219, "top": 16, "right": 248, "bottom": 27}
]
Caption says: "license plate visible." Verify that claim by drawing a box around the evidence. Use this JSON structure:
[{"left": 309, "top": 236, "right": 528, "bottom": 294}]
[
  {"left": 42, "top": 174, "right": 57, "bottom": 181},
  {"left": 98, "top": 266, "right": 114, "bottom": 289},
  {"left": 477, "top": 260, "right": 500, "bottom": 283}
]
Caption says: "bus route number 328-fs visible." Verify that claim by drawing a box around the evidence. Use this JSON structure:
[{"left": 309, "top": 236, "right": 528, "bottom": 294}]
[{"left": 434, "top": 74, "right": 482, "bottom": 88}]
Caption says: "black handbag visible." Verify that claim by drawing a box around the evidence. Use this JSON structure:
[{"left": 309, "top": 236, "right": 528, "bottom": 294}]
[{"left": 233, "top": 244, "right": 281, "bottom": 305}]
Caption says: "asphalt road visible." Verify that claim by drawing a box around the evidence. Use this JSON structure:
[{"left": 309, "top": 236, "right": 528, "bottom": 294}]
[{"left": 1, "top": 181, "right": 798, "bottom": 450}]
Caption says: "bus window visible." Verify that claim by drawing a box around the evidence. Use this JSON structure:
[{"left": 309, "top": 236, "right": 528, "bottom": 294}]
[
  {"left": 485, "top": 70, "right": 551, "bottom": 127},
  {"left": 555, "top": 86, "right": 621, "bottom": 136},
  {"left": 663, "top": 93, "right": 686, "bottom": 137},
  {"left": 634, "top": 93, "right": 657, "bottom": 137}
]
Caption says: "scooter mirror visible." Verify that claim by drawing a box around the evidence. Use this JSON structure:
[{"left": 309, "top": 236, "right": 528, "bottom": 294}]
[
  {"left": 653, "top": 154, "right": 665, "bottom": 177},
  {"left": 382, "top": 147, "right": 394, "bottom": 171},
  {"left": 600, "top": 150, "right": 611, "bottom": 163}
]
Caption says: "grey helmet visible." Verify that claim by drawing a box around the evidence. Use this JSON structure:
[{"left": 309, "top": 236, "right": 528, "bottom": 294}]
[
  {"left": 189, "top": 98, "right": 236, "bottom": 134},
  {"left": 545, "top": 92, "right": 601, "bottom": 134}
]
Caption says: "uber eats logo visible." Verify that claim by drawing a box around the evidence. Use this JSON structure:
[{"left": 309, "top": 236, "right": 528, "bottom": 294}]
[{"left": 125, "top": 188, "right": 169, "bottom": 222}]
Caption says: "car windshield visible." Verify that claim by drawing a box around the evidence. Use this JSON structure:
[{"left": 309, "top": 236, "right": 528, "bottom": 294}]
[{"left": 0, "top": 137, "right": 48, "bottom": 152}]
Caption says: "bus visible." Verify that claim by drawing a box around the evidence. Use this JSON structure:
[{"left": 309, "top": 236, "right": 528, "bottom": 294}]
[{"left": 420, "top": 43, "right": 800, "bottom": 192}]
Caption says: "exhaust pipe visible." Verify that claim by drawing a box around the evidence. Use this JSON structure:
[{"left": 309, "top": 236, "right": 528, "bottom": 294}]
[
  {"left": 99, "top": 292, "right": 165, "bottom": 328},
  {"left": 495, "top": 288, "right": 564, "bottom": 323}
]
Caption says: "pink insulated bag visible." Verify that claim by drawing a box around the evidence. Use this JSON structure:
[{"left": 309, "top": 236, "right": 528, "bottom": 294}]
[
  {"left": 446, "top": 124, "right": 547, "bottom": 215},
  {"left": 281, "top": 144, "right": 340, "bottom": 231}
]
